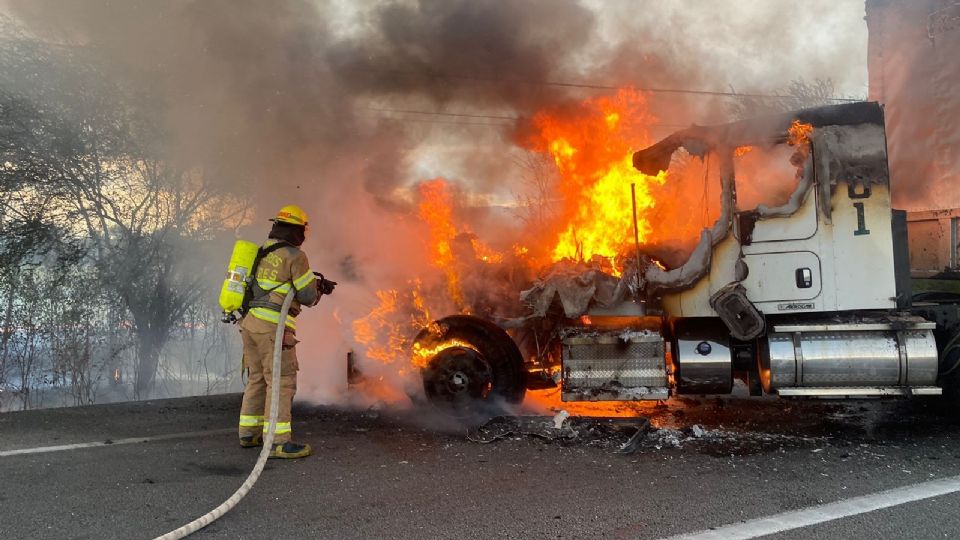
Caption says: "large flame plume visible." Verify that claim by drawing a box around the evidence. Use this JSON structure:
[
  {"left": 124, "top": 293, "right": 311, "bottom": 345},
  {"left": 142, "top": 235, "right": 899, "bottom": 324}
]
[
  {"left": 350, "top": 88, "right": 676, "bottom": 404},
  {"left": 417, "top": 179, "right": 467, "bottom": 311},
  {"left": 525, "top": 88, "right": 667, "bottom": 272},
  {"left": 351, "top": 178, "right": 507, "bottom": 372}
]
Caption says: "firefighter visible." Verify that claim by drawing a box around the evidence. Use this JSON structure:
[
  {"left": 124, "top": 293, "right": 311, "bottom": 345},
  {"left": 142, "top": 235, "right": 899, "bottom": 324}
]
[{"left": 237, "top": 204, "right": 334, "bottom": 459}]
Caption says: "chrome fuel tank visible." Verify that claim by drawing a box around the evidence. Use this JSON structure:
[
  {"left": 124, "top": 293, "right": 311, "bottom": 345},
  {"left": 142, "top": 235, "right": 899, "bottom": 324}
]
[
  {"left": 673, "top": 320, "right": 733, "bottom": 394},
  {"left": 760, "top": 321, "right": 938, "bottom": 392}
]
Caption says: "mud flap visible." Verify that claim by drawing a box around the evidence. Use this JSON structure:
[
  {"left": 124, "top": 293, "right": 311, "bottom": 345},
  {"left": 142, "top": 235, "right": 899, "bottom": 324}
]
[{"left": 709, "top": 283, "right": 765, "bottom": 341}]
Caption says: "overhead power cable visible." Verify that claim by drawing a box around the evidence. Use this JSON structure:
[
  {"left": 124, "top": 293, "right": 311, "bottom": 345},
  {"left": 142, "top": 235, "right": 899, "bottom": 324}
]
[
  {"left": 363, "top": 109, "right": 690, "bottom": 130},
  {"left": 364, "top": 106, "right": 687, "bottom": 125},
  {"left": 349, "top": 68, "right": 862, "bottom": 102},
  {"left": 358, "top": 115, "right": 515, "bottom": 127},
  {"left": 365, "top": 107, "right": 517, "bottom": 121}
]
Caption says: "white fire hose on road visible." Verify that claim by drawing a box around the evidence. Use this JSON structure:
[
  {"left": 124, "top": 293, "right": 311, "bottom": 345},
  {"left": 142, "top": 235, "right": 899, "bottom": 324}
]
[{"left": 154, "top": 290, "right": 295, "bottom": 540}]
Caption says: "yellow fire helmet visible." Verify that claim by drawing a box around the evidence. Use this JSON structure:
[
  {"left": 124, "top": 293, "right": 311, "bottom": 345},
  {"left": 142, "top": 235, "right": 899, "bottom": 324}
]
[{"left": 271, "top": 204, "right": 309, "bottom": 227}]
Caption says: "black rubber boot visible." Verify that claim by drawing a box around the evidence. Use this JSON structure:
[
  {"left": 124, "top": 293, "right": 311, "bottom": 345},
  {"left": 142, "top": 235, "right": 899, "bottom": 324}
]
[
  {"left": 239, "top": 434, "right": 263, "bottom": 448},
  {"left": 269, "top": 441, "right": 312, "bottom": 459}
]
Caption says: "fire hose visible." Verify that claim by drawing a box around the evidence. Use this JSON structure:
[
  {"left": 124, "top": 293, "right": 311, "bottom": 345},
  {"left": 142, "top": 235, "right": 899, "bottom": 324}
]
[{"left": 154, "top": 289, "right": 295, "bottom": 540}]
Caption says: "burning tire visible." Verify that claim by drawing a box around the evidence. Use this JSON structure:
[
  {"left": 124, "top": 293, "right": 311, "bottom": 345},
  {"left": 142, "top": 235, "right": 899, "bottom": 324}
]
[
  {"left": 423, "top": 347, "right": 494, "bottom": 403},
  {"left": 415, "top": 315, "right": 526, "bottom": 408}
]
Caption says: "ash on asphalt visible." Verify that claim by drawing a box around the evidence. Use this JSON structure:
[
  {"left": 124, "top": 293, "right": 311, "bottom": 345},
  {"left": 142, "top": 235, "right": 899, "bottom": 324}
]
[{"left": 298, "top": 393, "right": 960, "bottom": 459}]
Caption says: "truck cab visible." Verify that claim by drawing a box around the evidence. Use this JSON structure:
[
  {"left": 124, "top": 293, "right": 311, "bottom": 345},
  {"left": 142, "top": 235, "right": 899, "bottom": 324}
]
[{"left": 416, "top": 102, "right": 959, "bottom": 407}]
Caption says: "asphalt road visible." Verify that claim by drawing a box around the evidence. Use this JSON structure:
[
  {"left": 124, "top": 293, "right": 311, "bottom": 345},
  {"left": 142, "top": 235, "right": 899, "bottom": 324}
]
[{"left": 2, "top": 393, "right": 960, "bottom": 539}]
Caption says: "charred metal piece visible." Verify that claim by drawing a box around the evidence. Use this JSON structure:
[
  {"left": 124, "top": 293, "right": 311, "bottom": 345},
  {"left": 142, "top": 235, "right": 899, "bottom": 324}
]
[
  {"left": 633, "top": 103, "right": 884, "bottom": 178},
  {"left": 523, "top": 366, "right": 559, "bottom": 390},
  {"left": 346, "top": 351, "right": 364, "bottom": 385},
  {"left": 616, "top": 418, "right": 652, "bottom": 455},
  {"left": 736, "top": 211, "right": 760, "bottom": 246}
]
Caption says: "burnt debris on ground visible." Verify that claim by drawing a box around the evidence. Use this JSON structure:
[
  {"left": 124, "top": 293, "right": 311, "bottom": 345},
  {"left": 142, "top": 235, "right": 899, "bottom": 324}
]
[
  {"left": 293, "top": 394, "right": 960, "bottom": 459},
  {"left": 463, "top": 413, "right": 827, "bottom": 456},
  {"left": 465, "top": 415, "right": 648, "bottom": 448},
  {"left": 450, "top": 395, "right": 960, "bottom": 457}
]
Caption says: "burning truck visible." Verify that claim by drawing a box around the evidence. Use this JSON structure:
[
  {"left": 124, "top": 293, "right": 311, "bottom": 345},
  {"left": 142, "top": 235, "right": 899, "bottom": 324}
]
[{"left": 405, "top": 101, "right": 960, "bottom": 408}]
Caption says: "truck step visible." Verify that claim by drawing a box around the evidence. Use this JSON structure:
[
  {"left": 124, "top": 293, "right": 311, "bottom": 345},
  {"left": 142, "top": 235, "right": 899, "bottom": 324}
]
[{"left": 776, "top": 386, "right": 941, "bottom": 397}]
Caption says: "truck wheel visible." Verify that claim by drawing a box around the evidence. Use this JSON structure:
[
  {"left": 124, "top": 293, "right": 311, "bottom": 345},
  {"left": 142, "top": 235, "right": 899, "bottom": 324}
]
[
  {"left": 423, "top": 346, "right": 494, "bottom": 403},
  {"left": 415, "top": 315, "right": 526, "bottom": 408}
]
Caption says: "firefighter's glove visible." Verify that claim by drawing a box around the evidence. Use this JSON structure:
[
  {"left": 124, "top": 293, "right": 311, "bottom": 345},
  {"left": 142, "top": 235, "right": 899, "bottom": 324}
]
[{"left": 314, "top": 272, "right": 337, "bottom": 296}]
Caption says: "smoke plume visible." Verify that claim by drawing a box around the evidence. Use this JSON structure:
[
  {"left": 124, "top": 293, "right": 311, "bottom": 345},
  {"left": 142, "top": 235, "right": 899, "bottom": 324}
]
[{"left": 1, "top": 0, "right": 871, "bottom": 405}]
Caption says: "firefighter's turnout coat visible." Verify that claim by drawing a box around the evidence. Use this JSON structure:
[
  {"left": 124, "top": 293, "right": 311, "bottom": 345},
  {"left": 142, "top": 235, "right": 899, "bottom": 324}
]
[{"left": 238, "top": 240, "right": 318, "bottom": 443}]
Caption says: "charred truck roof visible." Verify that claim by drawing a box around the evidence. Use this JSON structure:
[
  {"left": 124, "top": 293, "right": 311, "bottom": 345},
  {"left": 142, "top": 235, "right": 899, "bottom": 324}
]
[{"left": 633, "top": 101, "right": 885, "bottom": 176}]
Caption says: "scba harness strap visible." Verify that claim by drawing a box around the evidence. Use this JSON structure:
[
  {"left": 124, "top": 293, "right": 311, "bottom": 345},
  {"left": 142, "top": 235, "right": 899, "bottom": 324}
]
[{"left": 241, "top": 241, "right": 293, "bottom": 316}]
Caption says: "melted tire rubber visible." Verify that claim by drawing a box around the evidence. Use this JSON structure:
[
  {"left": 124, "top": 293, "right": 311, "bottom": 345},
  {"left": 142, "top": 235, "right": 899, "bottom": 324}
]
[{"left": 417, "top": 315, "right": 526, "bottom": 409}]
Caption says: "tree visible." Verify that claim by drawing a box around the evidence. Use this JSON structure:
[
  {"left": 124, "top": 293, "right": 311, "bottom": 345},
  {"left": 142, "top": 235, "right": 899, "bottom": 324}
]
[
  {"left": 95, "top": 162, "right": 250, "bottom": 396},
  {"left": 0, "top": 22, "right": 252, "bottom": 402},
  {"left": 727, "top": 78, "right": 864, "bottom": 120},
  {"left": 511, "top": 151, "right": 561, "bottom": 232}
]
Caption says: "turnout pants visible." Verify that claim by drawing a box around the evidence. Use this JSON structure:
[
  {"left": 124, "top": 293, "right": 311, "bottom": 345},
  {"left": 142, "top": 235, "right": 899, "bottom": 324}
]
[{"left": 238, "top": 325, "right": 299, "bottom": 444}]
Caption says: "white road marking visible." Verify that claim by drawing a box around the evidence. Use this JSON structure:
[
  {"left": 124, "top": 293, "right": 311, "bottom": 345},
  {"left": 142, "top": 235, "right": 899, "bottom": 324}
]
[
  {"left": 0, "top": 428, "right": 235, "bottom": 457},
  {"left": 665, "top": 474, "right": 960, "bottom": 540}
]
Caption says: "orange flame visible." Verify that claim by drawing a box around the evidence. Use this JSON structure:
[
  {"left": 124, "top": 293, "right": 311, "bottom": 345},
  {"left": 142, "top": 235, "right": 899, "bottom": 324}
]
[
  {"left": 471, "top": 237, "right": 503, "bottom": 264},
  {"left": 787, "top": 120, "right": 813, "bottom": 147},
  {"left": 411, "top": 339, "right": 479, "bottom": 369},
  {"left": 353, "top": 179, "right": 507, "bottom": 372},
  {"left": 351, "top": 289, "right": 403, "bottom": 364},
  {"left": 524, "top": 389, "right": 656, "bottom": 418},
  {"left": 417, "top": 179, "right": 464, "bottom": 309},
  {"left": 352, "top": 280, "right": 434, "bottom": 366},
  {"left": 526, "top": 88, "right": 666, "bottom": 272},
  {"left": 351, "top": 89, "right": 697, "bottom": 402},
  {"left": 416, "top": 179, "right": 504, "bottom": 306}
]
